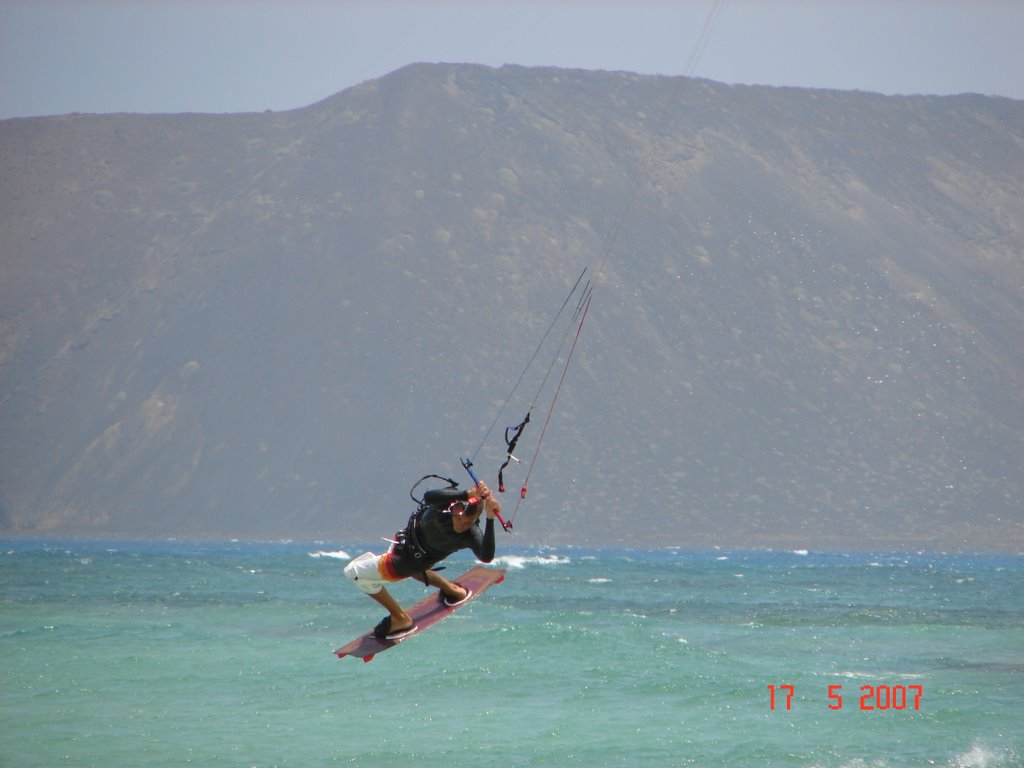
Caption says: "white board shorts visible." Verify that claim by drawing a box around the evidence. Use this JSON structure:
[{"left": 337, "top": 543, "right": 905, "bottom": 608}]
[{"left": 344, "top": 551, "right": 396, "bottom": 595}]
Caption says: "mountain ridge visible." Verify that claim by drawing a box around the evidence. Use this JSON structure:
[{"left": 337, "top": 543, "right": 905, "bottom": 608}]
[{"left": 2, "top": 63, "right": 1021, "bottom": 550}]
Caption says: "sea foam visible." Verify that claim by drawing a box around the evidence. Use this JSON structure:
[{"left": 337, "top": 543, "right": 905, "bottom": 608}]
[{"left": 307, "top": 550, "right": 351, "bottom": 560}]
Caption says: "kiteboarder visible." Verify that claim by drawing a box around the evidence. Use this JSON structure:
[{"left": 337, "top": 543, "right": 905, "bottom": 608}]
[{"left": 344, "top": 481, "right": 501, "bottom": 639}]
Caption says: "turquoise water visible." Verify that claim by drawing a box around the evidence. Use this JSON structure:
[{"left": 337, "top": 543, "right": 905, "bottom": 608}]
[{"left": 2, "top": 540, "right": 1022, "bottom": 767}]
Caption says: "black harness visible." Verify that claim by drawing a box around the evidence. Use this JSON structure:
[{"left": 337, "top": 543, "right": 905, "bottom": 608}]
[
  {"left": 398, "top": 473, "right": 462, "bottom": 563},
  {"left": 393, "top": 506, "right": 435, "bottom": 562}
]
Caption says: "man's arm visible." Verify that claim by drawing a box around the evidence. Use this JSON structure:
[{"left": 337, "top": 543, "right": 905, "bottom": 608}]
[
  {"left": 422, "top": 486, "right": 470, "bottom": 508},
  {"left": 477, "top": 517, "right": 496, "bottom": 562}
]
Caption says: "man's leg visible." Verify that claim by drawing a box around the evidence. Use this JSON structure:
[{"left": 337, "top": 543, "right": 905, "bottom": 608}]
[
  {"left": 344, "top": 552, "right": 413, "bottom": 633},
  {"left": 368, "top": 587, "right": 413, "bottom": 633}
]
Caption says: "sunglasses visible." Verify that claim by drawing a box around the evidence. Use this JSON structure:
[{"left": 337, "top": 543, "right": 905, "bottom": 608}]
[{"left": 446, "top": 500, "right": 480, "bottom": 517}]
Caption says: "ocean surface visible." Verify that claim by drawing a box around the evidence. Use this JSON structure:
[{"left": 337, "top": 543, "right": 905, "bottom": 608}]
[{"left": 2, "top": 539, "right": 1022, "bottom": 768}]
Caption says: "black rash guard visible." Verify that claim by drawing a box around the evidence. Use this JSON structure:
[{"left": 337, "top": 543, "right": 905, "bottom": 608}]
[{"left": 390, "top": 486, "right": 496, "bottom": 579}]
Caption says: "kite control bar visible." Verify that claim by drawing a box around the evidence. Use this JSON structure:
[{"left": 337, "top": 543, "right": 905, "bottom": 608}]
[{"left": 461, "top": 458, "right": 513, "bottom": 533}]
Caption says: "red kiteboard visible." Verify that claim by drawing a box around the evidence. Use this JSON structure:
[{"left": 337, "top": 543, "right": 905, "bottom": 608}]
[{"left": 335, "top": 565, "right": 506, "bottom": 662}]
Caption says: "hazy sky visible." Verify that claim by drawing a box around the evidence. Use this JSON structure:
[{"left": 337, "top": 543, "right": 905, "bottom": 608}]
[{"left": 1, "top": 1, "right": 1022, "bottom": 120}]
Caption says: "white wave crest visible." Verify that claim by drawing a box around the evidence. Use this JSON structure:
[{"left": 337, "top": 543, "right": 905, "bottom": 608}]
[
  {"left": 308, "top": 550, "right": 351, "bottom": 560},
  {"left": 491, "top": 554, "right": 570, "bottom": 569},
  {"left": 952, "top": 742, "right": 1018, "bottom": 768}
]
